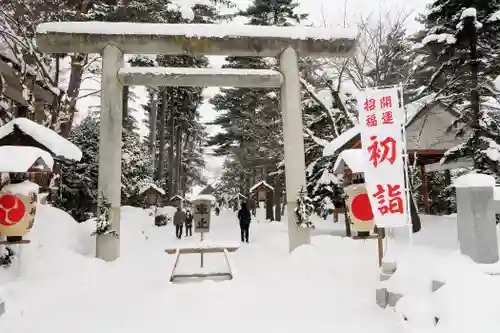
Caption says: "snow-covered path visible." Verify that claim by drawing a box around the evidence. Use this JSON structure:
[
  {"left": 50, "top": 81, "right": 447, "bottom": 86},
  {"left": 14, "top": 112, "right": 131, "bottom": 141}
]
[
  {"left": 0, "top": 206, "right": 406, "bottom": 333},
  {"left": 4, "top": 205, "right": 500, "bottom": 332}
]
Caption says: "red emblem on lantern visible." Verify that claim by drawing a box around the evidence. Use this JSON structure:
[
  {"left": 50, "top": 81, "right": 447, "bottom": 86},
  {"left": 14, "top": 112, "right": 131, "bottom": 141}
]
[
  {"left": 350, "top": 193, "right": 374, "bottom": 221},
  {"left": 0, "top": 194, "right": 26, "bottom": 226}
]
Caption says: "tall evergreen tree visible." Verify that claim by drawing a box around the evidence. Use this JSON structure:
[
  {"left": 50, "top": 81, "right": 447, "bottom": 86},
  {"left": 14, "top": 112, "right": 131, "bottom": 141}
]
[
  {"left": 209, "top": 0, "right": 307, "bottom": 220},
  {"left": 409, "top": 2, "right": 500, "bottom": 178},
  {"left": 55, "top": 115, "right": 153, "bottom": 221}
]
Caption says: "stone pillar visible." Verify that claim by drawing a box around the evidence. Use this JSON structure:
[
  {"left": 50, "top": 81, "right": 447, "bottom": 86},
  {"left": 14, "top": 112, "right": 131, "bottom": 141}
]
[
  {"left": 97, "top": 44, "right": 123, "bottom": 261},
  {"left": 279, "top": 47, "right": 310, "bottom": 253},
  {"left": 454, "top": 174, "right": 499, "bottom": 264}
]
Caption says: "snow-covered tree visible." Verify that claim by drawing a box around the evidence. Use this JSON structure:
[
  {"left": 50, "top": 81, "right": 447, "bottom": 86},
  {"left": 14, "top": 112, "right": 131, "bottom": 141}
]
[
  {"left": 55, "top": 115, "right": 152, "bottom": 221},
  {"left": 410, "top": 2, "right": 500, "bottom": 179},
  {"left": 304, "top": 15, "right": 413, "bottom": 213},
  {"left": 55, "top": 116, "right": 100, "bottom": 221}
]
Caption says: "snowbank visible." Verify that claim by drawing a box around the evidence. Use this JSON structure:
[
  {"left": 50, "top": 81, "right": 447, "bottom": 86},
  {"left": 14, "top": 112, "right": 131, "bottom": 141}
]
[{"left": 1, "top": 207, "right": 500, "bottom": 332}]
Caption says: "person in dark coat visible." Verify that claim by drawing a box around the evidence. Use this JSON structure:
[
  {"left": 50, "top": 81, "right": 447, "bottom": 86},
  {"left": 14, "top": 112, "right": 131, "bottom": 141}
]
[
  {"left": 185, "top": 210, "right": 193, "bottom": 237},
  {"left": 214, "top": 206, "right": 220, "bottom": 216},
  {"left": 237, "top": 202, "right": 251, "bottom": 243},
  {"left": 173, "top": 207, "right": 186, "bottom": 239}
]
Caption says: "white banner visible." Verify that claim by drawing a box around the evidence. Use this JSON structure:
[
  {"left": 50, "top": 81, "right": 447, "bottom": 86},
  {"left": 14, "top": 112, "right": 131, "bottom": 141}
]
[{"left": 358, "top": 87, "right": 409, "bottom": 228}]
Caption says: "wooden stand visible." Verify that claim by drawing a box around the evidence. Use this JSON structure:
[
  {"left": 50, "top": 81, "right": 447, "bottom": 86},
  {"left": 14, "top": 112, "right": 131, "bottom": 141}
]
[
  {"left": 165, "top": 245, "right": 239, "bottom": 282},
  {"left": 351, "top": 228, "right": 385, "bottom": 268},
  {"left": 0, "top": 240, "right": 31, "bottom": 245}
]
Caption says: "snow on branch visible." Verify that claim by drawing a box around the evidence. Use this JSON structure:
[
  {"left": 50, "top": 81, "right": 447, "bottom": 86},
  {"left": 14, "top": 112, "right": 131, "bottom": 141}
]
[
  {"left": 304, "top": 128, "right": 329, "bottom": 147},
  {"left": 488, "top": 10, "right": 500, "bottom": 22},
  {"left": 300, "top": 77, "right": 338, "bottom": 136}
]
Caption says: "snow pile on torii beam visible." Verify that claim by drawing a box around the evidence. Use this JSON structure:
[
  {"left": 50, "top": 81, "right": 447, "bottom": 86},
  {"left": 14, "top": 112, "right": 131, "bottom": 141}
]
[
  {"left": 0, "top": 118, "right": 82, "bottom": 162},
  {"left": 35, "top": 22, "right": 357, "bottom": 57}
]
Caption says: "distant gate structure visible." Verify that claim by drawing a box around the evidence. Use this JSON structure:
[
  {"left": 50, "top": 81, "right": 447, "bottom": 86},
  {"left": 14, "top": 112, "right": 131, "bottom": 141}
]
[{"left": 36, "top": 22, "right": 357, "bottom": 261}]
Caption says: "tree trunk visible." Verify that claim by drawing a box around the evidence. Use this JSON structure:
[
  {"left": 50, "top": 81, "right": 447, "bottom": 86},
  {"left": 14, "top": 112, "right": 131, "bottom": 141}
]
[
  {"left": 467, "top": 17, "right": 481, "bottom": 170},
  {"left": 122, "top": 85, "right": 129, "bottom": 126},
  {"left": 156, "top": 91, "right": 167, "bottom": 182},
  {"left": 167, "top": 92, "right": 176, "bottom": 198},
  {"left": 61, "top": 54, "right": 87, "bottom": 137},
  {"left": 173, "top": 125, "right": 182, "bottom": 195},
  {"left": 149, "top": 97, "right": 157, "bottom": 179},
  {"left": 274, "top": 177, "right": 282, "bottom": 222},
  {"left": 265, "top": 172, "right": 274, "bottom": 221}
]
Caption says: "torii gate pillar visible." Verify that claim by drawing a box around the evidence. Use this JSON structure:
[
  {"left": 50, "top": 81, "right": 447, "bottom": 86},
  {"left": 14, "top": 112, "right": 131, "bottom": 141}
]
[{"left": 280, "top": 47, "right": 310, "bottom": 251}]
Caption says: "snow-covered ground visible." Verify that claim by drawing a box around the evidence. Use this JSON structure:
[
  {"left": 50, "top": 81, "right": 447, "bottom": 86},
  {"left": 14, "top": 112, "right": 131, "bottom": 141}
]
[{"left": 1, "top": 205, "right": 500, "bottom": 332}]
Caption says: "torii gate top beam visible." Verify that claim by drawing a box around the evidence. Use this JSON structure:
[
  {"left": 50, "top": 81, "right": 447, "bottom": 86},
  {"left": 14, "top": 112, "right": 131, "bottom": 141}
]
[{"left": 36, "top": 22, "right": 357, "bottom": 57}]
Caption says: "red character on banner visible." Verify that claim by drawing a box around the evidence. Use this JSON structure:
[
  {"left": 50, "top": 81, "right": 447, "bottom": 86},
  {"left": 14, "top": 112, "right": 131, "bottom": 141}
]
[
  {"left": 364, "top": 98, "right": 376, "bottom": 112},
  {"left": 373, "top": 184, "right": 404, "bottom": 215},
  {"left": 380, "top": 96, "right": 392, "bottom": 109},
  {"left": 382, "top": 111, "right": 394, "bottom": 124},
  {"left": 366, "top": 114, "right": 377, "bottom": 127},
  {"left": 367, "top": 135, "right": 397, "bottom": 167}
]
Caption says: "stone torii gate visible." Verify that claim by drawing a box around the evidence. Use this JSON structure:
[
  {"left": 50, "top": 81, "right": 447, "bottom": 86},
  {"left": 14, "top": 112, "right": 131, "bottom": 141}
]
[{"left": 36, "top": 22, "right": 357, "bottom": 261}]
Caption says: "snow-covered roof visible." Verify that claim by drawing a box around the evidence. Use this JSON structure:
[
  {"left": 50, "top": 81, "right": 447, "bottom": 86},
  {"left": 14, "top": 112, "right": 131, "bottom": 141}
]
[
  {"left": 191, "top": 194, "right": 216, "bottom": 203},
  {"left": 232, "top": 193, "right": 247, "bottom": 200},
  {"left": 0, "top": 146, "right": 54, "bottom": 172},
  {"left": 322, "top": 94, "right": 448, "bottom": 158},
  {"left": 139, "top": 183, "right": 165, "bottom": 196},
  {"left": 333, "top": 149, "right": 364, "bottom": 174},
  {"left": 322, "top": 125, "right": 360, "bottom": 158},
  {"left": 0, "top": 118, "right": 82, "bottom": 162},
  {"left": 170, "top": 194, "right": 185, "bottom": 201},
  {"left": 250, "top": 180, "right": 274, "bottom": 192}
]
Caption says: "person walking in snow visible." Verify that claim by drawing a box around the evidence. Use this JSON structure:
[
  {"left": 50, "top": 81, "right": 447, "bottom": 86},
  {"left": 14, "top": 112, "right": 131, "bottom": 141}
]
[
  {"left": 173, "top": 207, "right": 186, "bottom": 239},
  {"left": 214, "top": 206, "right": 220, "bottom": 216},
  {"left": 184, "top": 210, "right": 193, "bottom": 237},
  {"left": 237, "top": 202, "right": 251, "bottom": 243}
]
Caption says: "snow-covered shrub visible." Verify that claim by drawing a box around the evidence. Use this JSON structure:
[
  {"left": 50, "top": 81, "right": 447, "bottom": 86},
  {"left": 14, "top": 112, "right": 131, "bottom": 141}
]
[
  {"left": 0, "top": 247, "right": 14, "bottom": 268},
  {"left": 295, "top": 186, "right": 315, "bottom": 229},
  {"left": 154, "top": 213, "right": 169, "bottom": 227},
  {"left": 91, "top": 195, "right": 118, "bottom": 238}
]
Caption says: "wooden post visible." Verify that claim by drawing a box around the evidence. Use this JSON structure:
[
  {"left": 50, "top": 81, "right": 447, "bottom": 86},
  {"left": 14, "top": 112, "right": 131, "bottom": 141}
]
[
  {"left": 377, "top": 227, "right": 385, "bottom": 267},
  {"left": 200, "top": 232, "right": 204, "bottom": 268},
  {"left": 420, "top": 164, "right": 430, "bottom": 214},
  {"left": 343, "top": 199, "right": 352, "bottom": 237}
]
